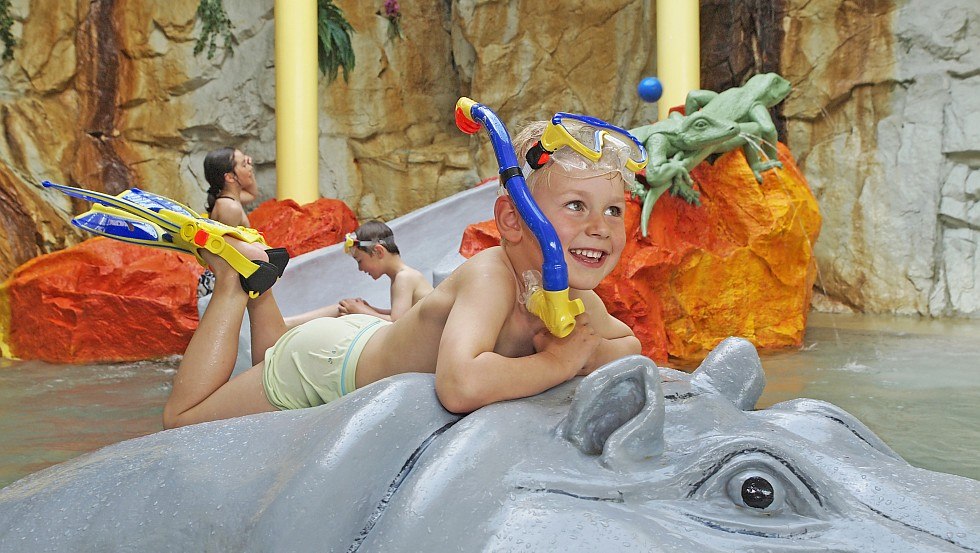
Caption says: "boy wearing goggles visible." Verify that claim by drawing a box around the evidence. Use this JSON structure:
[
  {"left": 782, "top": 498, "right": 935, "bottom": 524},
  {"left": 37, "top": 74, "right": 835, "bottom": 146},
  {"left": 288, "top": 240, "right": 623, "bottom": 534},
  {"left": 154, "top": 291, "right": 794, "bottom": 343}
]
[
  {"left": 283, "top": 221, "right": 433, "bottom": 326},
  {"left": 163, "top": 115, "right": 640, "bottom": 428}
]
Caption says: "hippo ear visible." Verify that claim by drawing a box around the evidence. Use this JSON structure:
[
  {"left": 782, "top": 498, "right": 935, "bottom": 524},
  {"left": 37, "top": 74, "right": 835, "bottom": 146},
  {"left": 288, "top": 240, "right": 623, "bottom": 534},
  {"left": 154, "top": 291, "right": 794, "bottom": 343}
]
[
  {"left": 559, "top": 355, "right": 665, "bottom": 468},
  {"left": 691, "top": 337, "right": 766, "bottom": 410}
]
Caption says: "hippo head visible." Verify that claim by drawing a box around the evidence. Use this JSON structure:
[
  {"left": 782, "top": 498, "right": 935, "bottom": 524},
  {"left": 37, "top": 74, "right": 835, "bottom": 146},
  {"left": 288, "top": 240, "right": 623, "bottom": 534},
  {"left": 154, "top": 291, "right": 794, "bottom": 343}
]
[
  {"left": 361, "top": 338, "right": 979, "bottom": 552},
  {"left": 1, "top": 338, "right": 977, "bottom": 552}
]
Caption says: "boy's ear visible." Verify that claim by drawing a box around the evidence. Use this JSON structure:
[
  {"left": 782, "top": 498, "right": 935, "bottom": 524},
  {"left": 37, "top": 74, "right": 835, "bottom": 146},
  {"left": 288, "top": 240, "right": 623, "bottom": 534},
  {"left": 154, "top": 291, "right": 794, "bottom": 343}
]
[
  {"left": 372, "top": 244, "right": 386, "bottom": 258},
  {"left": 494, "top": 195, "right": 524, "bottom": 244}
]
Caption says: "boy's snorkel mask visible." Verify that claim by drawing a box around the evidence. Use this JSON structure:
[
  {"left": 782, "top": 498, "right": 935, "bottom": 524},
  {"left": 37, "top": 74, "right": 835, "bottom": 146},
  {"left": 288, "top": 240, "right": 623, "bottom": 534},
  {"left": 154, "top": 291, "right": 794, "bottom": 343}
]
[
  {"left": 343, "top": 232, "right": 379, "bottom": 254},
  {"left": 455, "top": 97, "right": 647, "bottom": 338},
  {"left": 523, "top": 113, "right": 647, "bottom": 186}
]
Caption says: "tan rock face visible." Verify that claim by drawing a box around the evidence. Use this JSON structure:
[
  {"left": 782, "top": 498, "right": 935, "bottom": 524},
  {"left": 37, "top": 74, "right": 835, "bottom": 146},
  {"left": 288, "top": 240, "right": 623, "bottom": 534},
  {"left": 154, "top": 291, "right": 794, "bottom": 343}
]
[{"left": 0, "top": 0, "right": 197, "bottom": 280}]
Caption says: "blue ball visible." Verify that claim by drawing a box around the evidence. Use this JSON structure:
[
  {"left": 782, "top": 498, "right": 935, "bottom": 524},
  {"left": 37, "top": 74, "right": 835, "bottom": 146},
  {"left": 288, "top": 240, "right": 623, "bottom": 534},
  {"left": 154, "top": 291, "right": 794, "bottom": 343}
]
[{"left": 637, "top": 77, "right": 663, "bottom": 103}]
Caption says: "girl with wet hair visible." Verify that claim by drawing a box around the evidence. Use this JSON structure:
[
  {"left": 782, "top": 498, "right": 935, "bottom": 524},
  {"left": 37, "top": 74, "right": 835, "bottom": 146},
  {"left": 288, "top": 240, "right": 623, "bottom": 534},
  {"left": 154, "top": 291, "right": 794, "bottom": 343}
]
[
  {"left": 203, "top": 147, "right": 258, "bottom": 227},
  {"left": 198, "top": 147, "right": 260, "bottom": 297}
]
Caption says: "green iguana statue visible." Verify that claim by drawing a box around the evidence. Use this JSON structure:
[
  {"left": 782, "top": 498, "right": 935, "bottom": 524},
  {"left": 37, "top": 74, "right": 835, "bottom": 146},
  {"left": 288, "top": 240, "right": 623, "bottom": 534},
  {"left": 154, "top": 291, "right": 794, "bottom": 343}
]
[
  {"left": 684, "top": 72, "right": 792, "bottom": 183},
  {"left": 629, "top": 112, "right": 739, "bottom": 236},
  {"left": 628, "top": 72, "right": 793, "bottom": 237}
]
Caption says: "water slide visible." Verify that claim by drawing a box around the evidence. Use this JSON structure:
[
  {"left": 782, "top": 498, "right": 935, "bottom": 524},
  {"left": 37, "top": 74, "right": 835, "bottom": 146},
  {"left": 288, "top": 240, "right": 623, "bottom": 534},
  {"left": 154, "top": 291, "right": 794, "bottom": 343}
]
[{"left": 201, "top": 179, "right": 499, "bottom": 374}]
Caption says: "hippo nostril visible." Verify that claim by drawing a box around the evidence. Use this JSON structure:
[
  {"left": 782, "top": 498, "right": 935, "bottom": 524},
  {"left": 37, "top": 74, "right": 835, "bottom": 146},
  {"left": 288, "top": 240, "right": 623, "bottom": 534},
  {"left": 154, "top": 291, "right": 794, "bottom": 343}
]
[{"left": 741, "top": 476, "right": 775, "bottom": 509}]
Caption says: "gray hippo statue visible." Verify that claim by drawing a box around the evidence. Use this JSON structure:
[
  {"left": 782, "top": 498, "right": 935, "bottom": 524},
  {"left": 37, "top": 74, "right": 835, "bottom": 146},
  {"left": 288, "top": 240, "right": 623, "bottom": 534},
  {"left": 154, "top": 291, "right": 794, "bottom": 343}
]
[{"left": 0, "top": 338, "right": 977, "bottom": 552}]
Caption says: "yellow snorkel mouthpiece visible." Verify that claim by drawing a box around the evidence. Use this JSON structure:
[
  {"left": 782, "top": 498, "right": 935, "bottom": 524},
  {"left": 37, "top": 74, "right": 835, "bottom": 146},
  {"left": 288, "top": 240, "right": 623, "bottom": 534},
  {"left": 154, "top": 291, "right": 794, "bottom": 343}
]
[{"left": 525, "top": 288, "right": 586, "bottom": 339}]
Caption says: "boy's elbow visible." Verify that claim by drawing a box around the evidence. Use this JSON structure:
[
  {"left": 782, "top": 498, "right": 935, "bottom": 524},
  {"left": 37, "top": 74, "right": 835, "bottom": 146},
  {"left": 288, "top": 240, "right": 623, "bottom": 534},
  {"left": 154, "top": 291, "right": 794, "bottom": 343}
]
[
  {"left": 625, "top": 335, "right": 642, "bottom": 355},
  {"left": 162, "top": 403, "right": 190, "bottom": 430},
  {"left": 435, "top": 377, "right": 485, "bottom": 414},
  {"left": 161, "top": 410, "right": 180, "bottom": 430}
]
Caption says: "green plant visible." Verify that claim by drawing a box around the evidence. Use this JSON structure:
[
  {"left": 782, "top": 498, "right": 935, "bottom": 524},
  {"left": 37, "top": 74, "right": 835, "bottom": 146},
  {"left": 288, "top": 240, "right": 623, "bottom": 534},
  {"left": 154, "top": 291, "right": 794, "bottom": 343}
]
[
  {"left": 317, "top": 0, "right": 356, "bottom": 84},
  {"left": 194, "top": 0, "right": 233, "bottom": 59},
  {"left": 193, "top": 0, "right": 356, "bottom": 85},
  {"left": 0, "top": 0, "right": 15, "bottom": 61}
]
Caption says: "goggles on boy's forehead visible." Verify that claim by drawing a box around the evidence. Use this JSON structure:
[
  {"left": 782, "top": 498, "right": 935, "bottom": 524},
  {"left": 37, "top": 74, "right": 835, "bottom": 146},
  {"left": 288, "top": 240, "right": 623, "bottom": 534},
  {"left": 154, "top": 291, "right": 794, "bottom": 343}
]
[
  {"left": 343, "top": 232, "right": 378, "bottom": 254},
  {"left": 524, "top": 113, "right": 648, "bottom": 177}
]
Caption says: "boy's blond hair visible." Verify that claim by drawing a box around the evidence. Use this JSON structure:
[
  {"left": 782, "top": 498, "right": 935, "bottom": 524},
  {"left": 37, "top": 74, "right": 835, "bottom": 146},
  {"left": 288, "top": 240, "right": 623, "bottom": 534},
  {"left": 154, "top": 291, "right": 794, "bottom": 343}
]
[{"left": 507, "top": 121, "right": 549, "bottom": 194}]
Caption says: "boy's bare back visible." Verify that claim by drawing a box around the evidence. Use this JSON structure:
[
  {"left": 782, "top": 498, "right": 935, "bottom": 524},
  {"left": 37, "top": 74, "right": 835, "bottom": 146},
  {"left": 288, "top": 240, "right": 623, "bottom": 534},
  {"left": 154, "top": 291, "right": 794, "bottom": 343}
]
[
  {"left": 356, "top": 246, "right": 529, "bottom": 389},
  {"left": 387, "top": 266, "right": 434, "bottom": 320}
]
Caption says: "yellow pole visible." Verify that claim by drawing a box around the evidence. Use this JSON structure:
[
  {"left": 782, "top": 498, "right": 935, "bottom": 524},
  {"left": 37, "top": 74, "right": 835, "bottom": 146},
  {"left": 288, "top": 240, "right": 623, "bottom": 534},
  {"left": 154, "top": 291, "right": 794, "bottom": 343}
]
[
  {"left": 656, "top": 0, "right": 700, "bottom": 120},
  {"left": 274, "top": 0, "right": 319, "bottom": 204}
]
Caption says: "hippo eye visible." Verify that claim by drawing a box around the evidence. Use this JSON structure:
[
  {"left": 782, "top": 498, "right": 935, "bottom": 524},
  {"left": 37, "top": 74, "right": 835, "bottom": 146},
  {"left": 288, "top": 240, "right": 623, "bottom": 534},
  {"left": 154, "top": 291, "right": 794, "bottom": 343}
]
[
  {"left": 688, "top": 450, "right": 826, "bottom": 519},
  {"left": 726, "top": 471, "right": 783, "bottom": 512},
  {"left": 680, "top": 450, "right": 830, "bottom": 538}
]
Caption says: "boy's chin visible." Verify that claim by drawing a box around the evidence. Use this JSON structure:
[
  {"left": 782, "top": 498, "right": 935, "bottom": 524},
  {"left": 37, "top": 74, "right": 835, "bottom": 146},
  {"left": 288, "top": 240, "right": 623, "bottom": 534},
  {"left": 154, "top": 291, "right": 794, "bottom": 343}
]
[{"left": 568, "top": 270, "right": 613, "bottom": 291}]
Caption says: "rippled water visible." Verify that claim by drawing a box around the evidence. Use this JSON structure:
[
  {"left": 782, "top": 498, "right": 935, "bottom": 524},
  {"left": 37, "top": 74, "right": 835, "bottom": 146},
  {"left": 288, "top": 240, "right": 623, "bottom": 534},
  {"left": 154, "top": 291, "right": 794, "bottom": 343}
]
[
  {"left": 1, "top": 312, "right": 978, "bottom": 489},
  {"left": 757, "top": 312, "right": 980, "bottom": 481},
  {"left": 0, "top": 357, "right": 176, "bottom": 488}
]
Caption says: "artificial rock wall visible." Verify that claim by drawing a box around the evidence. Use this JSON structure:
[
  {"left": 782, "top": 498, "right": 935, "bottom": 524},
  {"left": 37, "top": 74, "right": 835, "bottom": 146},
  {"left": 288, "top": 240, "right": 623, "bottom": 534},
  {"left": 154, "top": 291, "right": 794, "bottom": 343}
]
[
  {"left": 0, "top": 0, "right": 977, "bottom": 317},
  {"left": 779, "top": 0, "right": 979, "bottom": 317}
]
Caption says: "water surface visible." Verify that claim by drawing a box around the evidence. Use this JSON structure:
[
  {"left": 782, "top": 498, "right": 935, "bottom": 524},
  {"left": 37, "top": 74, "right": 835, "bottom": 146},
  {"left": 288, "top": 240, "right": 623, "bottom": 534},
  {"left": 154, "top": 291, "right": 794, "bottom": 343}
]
[
  {"left": 757, "top": 312, "right": 980, "bottom": 481},
  {"left": 1, "top": 312, "right": 977, "bottom": 488}
]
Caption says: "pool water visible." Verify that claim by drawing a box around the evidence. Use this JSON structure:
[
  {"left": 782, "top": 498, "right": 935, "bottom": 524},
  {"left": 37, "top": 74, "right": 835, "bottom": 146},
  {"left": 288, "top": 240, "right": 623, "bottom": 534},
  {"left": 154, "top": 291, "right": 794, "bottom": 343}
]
[
  {"left": 0, "top": 357, "right": 176, "bottom": 488},
  {"left": 1, "top": 312, "right": 977, "bottom": 489},
  {"left": 757, "top": 312, "right": 980, "bottom": 481}
]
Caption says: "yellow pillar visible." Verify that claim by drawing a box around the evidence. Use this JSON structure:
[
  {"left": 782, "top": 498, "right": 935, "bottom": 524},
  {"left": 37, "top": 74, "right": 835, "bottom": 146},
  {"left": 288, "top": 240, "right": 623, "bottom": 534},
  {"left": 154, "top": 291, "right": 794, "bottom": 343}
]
[
  {"left": 274, "top": 0, "right": 319, "bottom": 204},
  {"left": 656, "top": 0, "right": 700, "bottom": 120}
]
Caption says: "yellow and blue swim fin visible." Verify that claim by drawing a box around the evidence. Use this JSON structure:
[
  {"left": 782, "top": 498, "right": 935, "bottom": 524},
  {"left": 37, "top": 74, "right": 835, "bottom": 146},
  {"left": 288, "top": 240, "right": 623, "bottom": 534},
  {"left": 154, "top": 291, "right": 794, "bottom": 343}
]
[{"left": 43, "top": 181, "right": 288, "bottom": 297}]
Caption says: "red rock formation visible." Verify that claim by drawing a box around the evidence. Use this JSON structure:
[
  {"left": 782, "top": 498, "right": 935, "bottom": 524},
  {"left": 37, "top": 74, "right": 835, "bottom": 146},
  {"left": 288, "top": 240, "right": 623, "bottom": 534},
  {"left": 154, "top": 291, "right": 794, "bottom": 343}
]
[
  {"left": 0, "top": 237, "right": 202, "bottom": 363},
  {"left": 249, "top": 198, "right": 358, "bottom": 258},
  {"left": 459, "top": 144, "right": 821, "bottom": 364},
  {"left": 459, "top": 220, "right": 500, "bottom": 258}
]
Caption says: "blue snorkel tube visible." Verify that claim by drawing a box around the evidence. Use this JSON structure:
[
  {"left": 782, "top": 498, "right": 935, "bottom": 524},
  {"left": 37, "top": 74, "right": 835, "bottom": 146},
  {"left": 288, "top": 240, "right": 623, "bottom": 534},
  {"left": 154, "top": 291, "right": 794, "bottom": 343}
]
[{"left": 455, "top": 97, "right": 585, "bottom": 338}]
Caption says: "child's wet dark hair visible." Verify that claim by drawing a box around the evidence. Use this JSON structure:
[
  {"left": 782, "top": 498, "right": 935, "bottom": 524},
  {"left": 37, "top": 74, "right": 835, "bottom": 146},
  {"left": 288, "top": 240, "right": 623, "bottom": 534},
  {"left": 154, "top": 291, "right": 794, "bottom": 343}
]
[{"left": 354, "top": 220, "right": 399, "bottom": 254}]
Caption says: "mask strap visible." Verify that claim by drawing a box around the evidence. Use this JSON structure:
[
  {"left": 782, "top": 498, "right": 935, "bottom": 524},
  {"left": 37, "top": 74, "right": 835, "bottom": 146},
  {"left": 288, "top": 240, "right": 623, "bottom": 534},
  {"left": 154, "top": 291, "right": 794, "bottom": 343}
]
[{"left": 525, "top": 141, "right": 552, "bottom": 170}]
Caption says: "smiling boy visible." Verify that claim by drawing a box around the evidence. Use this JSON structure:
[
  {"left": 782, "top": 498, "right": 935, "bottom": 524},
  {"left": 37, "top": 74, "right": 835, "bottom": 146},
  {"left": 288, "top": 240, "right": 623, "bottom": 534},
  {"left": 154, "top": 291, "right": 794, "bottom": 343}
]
[{"left": 163, "top": 116, "right": 642, "bottom": 428}]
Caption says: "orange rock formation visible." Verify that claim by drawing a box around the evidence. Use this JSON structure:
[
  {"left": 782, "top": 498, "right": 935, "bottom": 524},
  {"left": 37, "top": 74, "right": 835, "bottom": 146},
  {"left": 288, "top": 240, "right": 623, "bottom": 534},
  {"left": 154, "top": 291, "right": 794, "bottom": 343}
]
[
  {"left": 0, "top": 238, "right": 202, "bottom": 363},
  {"left": 0, "top": 198, "right": 358, "bottom": 363},
  {"left": 249, "top": 198, "right": 359, "bottom": 258}
]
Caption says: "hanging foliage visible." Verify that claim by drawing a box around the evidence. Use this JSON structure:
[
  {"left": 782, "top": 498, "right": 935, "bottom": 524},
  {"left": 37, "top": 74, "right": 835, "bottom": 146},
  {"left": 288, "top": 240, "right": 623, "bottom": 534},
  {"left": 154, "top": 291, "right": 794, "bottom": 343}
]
[
  {"left": 194, "top": 0, "right": 233, "bottom": 59},
  {"left": 317, "top": 0, "right": 356, "bottom": 84},
  {"left": 0, "top": 0, "right": 15, "bottom": 61}
]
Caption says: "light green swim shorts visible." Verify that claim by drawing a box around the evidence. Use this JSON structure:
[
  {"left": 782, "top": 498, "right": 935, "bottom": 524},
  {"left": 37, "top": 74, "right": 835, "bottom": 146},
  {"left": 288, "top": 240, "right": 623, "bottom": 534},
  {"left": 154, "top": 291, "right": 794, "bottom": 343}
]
[{"left": 262, "top": 314, "right": 389, "bottom": 410}]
